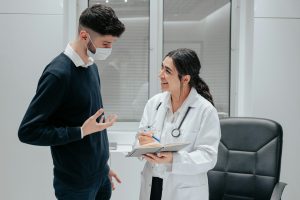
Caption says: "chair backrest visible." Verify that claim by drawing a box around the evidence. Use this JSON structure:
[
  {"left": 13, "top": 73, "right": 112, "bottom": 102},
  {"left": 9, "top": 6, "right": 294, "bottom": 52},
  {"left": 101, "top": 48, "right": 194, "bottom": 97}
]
[{"left": 208, "top": 117, "right": 283, "bottom": 200}]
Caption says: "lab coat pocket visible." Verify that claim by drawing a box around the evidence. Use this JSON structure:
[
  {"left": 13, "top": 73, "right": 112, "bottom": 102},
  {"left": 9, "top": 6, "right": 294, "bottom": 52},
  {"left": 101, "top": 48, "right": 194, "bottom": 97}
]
[
  {"left": 174, "top": 173, "right": 206, "bottom": 187},
  {"left": 176, "top": 185, "right": 208, "bottom": 200}
]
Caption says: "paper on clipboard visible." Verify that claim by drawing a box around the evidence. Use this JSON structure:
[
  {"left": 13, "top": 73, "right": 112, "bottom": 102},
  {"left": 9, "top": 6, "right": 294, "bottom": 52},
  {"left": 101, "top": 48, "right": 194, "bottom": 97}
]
[{"left": 126, "top": 143, "right": 189, "bottom": 157}]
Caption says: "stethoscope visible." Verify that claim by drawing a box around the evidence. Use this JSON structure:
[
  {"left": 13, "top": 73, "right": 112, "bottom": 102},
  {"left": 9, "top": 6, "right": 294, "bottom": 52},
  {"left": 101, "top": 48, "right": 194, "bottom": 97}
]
[{"left": 154, "top": 102, "right": 191, "bottom": 138}]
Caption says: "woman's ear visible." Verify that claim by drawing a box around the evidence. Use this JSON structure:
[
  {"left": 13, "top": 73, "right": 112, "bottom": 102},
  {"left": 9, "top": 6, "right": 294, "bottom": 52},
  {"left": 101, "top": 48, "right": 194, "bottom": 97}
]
[{"left": 182, "top": 75, "right": 191, "bottom": 85}]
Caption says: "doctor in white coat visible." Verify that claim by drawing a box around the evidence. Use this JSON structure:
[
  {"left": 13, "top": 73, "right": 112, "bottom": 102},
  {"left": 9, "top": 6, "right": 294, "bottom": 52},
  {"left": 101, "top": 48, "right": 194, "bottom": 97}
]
[{"left": 136, "top": 48, "right": 221, "bottom": 200}]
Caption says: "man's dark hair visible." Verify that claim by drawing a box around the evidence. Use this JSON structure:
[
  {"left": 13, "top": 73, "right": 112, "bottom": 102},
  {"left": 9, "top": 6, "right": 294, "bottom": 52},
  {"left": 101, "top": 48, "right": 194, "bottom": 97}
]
[{"left": 79, "top": 4, "right": 125, "bottom": 37}]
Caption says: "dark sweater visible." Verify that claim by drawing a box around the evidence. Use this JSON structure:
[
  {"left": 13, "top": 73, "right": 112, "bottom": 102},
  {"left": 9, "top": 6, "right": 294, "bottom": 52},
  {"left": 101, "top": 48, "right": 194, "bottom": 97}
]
[{"left": 18, "top": 53, "right": 109, "bottom": 188}]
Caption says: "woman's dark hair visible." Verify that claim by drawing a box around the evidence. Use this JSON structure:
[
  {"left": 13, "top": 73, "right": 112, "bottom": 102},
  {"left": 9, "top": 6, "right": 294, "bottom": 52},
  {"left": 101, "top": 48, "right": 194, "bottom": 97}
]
[
  {"left": 79, "top": 4, "right": 125, "bottom": 37},
  {"left": 165, "top": 48, "right": 214, "bottom": 106}
]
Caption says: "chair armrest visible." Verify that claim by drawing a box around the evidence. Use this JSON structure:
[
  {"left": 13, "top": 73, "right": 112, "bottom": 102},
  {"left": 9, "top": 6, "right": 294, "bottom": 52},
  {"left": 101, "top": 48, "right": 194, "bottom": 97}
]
[{"left": 270, "top": 182, "right": 287, "bottom": 200}]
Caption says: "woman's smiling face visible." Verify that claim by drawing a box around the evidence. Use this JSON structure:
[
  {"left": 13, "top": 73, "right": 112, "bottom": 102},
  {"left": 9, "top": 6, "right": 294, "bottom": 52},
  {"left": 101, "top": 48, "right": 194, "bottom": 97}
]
[{"left": 159, "top": 56, "right": 181, "bottom": 94}]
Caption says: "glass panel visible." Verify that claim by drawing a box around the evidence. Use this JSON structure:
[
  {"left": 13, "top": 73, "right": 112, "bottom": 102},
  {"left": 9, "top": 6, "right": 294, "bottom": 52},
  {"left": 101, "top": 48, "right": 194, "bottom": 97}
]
[
  {"left": 163, "top": 0, "right": 231, "bottom": 116},
  {"left": 89, "top": 0, "right": 150, "bottom": 121}
]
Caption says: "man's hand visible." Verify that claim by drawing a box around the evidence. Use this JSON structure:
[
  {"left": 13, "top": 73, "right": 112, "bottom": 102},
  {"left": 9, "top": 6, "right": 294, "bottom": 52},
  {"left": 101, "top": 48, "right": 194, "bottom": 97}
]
[
  {"left": 82, "top": 109, "right": 117, "bottom": 137},
  {"left": 143, "top": 152, "right": 173, "bottom": 164},
  {"left": 108, "top": 169, "right": 121, "bottom": 190}
]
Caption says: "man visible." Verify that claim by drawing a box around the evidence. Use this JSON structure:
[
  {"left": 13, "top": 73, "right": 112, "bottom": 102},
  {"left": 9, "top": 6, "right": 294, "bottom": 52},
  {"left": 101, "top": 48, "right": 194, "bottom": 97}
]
[{"left": 18, "top": 4, "right": 125, "bottom": 200}]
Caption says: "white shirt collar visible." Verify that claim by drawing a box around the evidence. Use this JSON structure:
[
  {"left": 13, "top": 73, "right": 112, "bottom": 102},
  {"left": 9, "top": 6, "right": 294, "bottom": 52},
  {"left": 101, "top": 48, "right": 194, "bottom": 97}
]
[
  {"left": 63, "top": 43, "right": 94, "bottom": 68},
  {"left": 163, "top": 87, "right": 199, "bottom": 112}
]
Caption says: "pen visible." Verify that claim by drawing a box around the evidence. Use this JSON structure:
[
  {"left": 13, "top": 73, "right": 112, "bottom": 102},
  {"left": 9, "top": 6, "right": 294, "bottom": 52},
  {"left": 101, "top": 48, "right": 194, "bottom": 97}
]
[
  {"left": 152, "top": 135, "right": 160, "bottom": 143},
  {"left": 142, "top": 126, "right": 160, "bottom": 142}
]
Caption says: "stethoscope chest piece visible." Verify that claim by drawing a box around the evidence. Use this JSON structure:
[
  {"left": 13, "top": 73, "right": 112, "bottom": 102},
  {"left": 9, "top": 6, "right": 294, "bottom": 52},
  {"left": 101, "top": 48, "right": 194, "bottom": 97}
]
[
  {"left": 155, "top": 102, "right": 192, "bottom": 139},
  {"left": 171, "top": 128, "right": 181, "bottom": 138}
]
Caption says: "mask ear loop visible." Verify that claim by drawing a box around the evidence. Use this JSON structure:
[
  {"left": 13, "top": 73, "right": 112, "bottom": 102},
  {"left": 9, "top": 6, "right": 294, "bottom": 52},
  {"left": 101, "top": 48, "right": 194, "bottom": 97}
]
[
  {"left": 89, "top": 34, "right": 98, "bottom": 49},
  {"left": 80, "top": 25, "right": 97, "bottom": 54},
  {"left": 87, "top": 34, "right": 97, "bottom": 54}
]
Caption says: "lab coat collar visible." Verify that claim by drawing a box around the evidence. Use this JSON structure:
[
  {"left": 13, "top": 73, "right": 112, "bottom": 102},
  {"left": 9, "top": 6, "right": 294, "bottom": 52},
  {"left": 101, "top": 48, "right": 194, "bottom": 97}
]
[
  {"left": 64, "top": 43, "right": 94, "bottom": 68},
  {"left": 153, "top": 88, "right": 199, "bottom": 133},
  {"left": 161, "top": 87, "right": 199, "bottom": 111}
]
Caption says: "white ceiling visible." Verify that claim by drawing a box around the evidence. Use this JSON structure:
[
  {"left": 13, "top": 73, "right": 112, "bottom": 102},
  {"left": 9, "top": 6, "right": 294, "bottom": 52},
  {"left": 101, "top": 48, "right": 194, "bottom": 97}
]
[{"left": 90, "top": 0, "right": 230, "bottom": 21}]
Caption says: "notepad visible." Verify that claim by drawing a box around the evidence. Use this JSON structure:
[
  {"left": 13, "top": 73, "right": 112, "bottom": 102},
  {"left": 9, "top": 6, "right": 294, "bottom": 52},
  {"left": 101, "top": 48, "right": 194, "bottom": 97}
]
[{"left": 126, "top": 143, "right": 190, "bottom": 157}]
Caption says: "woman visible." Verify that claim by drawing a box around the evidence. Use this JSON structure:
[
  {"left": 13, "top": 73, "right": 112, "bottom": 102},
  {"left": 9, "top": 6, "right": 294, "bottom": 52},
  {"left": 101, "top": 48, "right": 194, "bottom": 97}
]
[{"left": 137, "top": 48, "right": 221, "bottom": 200}]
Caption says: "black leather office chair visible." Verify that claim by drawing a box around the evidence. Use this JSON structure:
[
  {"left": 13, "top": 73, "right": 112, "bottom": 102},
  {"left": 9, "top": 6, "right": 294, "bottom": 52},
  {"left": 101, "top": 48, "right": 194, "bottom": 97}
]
[{"left": 208, "top": 117, "right": 287, "bottom": 200}]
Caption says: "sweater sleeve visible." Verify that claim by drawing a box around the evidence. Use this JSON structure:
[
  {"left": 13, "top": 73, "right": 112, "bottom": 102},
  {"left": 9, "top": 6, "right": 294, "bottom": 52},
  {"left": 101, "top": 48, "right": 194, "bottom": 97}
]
[{"left": 18, "top": 72, "right": 82, "bottom": 146}]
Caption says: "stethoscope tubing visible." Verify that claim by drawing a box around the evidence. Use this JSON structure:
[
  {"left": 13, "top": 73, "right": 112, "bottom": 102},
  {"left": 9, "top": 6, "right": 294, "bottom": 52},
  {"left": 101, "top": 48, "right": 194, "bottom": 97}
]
[
  {"left": 154, "top": 102, "right": 191, "bottom": 138},
  {"left": 171, "top": 106, "right": 191, "bottom": 137}
]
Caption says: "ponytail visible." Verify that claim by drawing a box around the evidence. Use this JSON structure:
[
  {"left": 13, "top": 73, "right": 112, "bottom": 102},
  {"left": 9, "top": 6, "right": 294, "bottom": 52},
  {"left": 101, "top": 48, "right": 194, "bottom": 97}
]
[
  {"left": 165, "top": 48, "right": 214, "bottom": 106},
  {"left": 191, "top": 76, "right": 214, "bottom": 106}
]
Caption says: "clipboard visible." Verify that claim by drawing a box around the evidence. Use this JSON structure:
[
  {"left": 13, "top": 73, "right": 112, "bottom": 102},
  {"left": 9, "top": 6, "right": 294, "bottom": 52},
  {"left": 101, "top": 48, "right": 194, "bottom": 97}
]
[{"left": 126, "top": 143, "right": 189, "bottom": 157}]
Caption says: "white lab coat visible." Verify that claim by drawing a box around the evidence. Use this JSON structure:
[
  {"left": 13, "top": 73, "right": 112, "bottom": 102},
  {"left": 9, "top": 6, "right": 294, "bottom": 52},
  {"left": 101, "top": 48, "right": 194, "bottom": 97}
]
[{"left": 138, "top": 88, "right": 221, "bottom": 200}]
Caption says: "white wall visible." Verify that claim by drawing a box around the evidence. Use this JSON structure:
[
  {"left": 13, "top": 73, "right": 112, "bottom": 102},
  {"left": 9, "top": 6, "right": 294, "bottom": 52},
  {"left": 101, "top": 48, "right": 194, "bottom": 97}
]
[
  {"left": 0, "top": 0, "right": 64, "bottom": 199},
  {"left": 236, "top": 0, "right": 300, "bottom": 199},
  {"left": 164, "top": 3, "right": 231, "bottom": 115}
]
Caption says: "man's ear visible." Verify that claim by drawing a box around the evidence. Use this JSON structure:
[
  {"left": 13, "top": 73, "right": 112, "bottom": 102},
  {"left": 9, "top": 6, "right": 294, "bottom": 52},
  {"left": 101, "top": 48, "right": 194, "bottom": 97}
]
[{"left": 79, "top": 30, "right": 88, "bottom": 41}]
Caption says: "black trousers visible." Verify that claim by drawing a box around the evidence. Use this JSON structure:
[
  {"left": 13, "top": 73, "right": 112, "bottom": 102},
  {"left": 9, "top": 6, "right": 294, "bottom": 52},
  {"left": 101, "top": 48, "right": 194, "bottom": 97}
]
[
  {"left": 150, "top": 177, "right": 163, "bottom": 200},
  {"left": 54, "top": 175, "right": 111, "bottom": 200}
]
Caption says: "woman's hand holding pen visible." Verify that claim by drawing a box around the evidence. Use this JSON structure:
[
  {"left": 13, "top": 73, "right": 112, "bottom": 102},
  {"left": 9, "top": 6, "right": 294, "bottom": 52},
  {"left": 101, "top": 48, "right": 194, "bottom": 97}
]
[
  {"left": 82, "top": 108, "right": 117, "bottom": 137},
  {"left": 138, "top": 131, "right": 173, "bottom": 164},
  {"left": 138, "top": 131, "right": 156, "bottom": 145}
]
